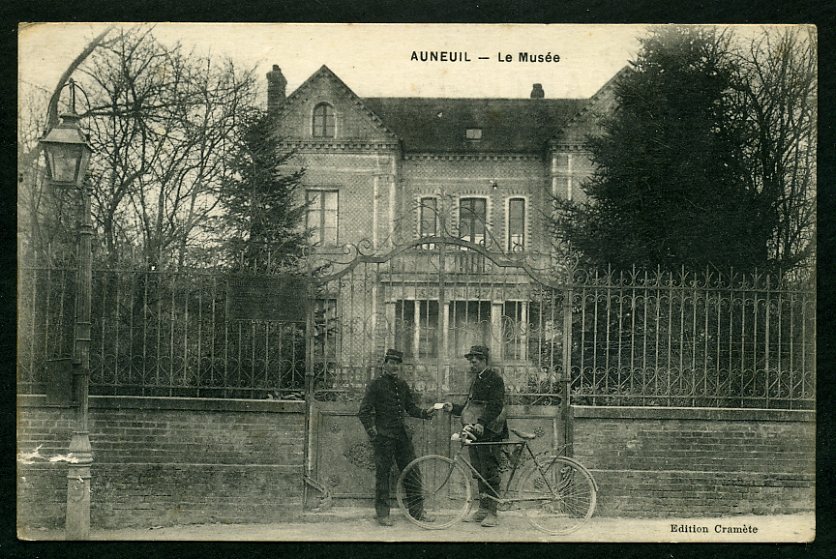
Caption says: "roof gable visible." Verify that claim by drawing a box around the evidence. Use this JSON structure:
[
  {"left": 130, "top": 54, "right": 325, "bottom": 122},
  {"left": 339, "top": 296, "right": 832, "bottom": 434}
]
[
  {"left": 552, "top": 65, "right": 630, "bottom": 145},
  {"left": 273, "top": 66, "right": 399, "bottom": 143}
]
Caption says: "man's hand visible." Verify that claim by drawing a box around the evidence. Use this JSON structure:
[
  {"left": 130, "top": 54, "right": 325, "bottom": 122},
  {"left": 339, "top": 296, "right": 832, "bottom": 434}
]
[
  {"left": 368, "top": 427, "right": 378, "bottom": 441},
  {"left": 470, "top": 423, "right": 484, "bottom": 437},
  {"left": 441, "top": 402, "right": 453, "bottom": 413}
]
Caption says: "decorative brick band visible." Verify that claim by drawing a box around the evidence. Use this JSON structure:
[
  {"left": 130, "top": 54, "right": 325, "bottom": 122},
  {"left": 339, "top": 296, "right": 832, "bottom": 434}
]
[
  {"left": 404, "top": 153, "right": 542, "bottom": 162},
  {"left": 548, "top": 143, "right": 591, "bottom": 152},
  {"left": 279, "top": 141, "right": 399, "bottom": 152}
]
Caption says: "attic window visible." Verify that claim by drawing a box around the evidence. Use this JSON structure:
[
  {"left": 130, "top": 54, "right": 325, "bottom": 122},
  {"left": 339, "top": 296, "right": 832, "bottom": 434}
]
[
  {"left": 312, "top": 103, "right": 335, "bottom": 138},
  {"left": 465, "top": 128, "right": 482, "bottom": 140}
]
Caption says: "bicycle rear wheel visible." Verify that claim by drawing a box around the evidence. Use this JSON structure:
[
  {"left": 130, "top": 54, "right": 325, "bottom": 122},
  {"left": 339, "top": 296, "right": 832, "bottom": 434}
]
[
  {"left": 396, "top": 455, "right": 472, "bottom": 529},
  {"left": 519, "top": 455, "right": 597, "bottom": 535}
]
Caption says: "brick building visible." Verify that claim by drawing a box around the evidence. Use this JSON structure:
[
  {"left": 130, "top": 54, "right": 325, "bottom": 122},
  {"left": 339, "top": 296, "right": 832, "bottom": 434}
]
[{"left": 267, "top": 64, "right": 620, "bottom": 394}]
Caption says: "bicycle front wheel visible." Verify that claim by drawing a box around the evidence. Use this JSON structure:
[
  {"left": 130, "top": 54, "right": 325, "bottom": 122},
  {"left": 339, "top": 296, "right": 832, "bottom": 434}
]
[
  {"left": 519, "top": 455, "right": 597, "bottom": 535},
  {"left": 396, "top": 455, "right": 472, "bottom": 529}
]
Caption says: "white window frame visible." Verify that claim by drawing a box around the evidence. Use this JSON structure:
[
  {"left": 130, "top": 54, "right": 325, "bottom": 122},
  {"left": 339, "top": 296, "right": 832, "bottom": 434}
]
[
  {"left": 311, "top": 102, "right": 336, "bottom": 138},
  {"left": 416, "top": 195, "right": 440, "bottom": 249},
  {"left": 457, "top": 196, "right": 490, "bottom": 247},
  {"left": 306, "top": 189, "right": 339, "bottom": 246},
  {"left": 505, "top": 196, "right": 528, "bottom": 253},
  {"left": 394, "top": 298, "right": 441, "bottom": 359},
  {"left": 501, "top": 300, "right": 529, "bottom": 361}
]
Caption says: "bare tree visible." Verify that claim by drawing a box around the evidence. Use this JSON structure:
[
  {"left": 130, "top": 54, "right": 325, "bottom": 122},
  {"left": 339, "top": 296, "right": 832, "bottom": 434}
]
[
  {"left": 76, "top": 28, "right": 257, "bottom": 269},
  {"left": 730, "top": 27, "right": 817, "bottom": 274},
  {"left": 19, "top": 27, "right": 118, "bottom": 263}
]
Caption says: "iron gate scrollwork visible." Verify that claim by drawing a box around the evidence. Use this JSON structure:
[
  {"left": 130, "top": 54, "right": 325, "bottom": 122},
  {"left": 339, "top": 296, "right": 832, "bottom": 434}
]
[
  {"left": 302, "top": 234, "right": 572, "bottom": 505},
  {"left": 305, "top": 236, "right": 572, "bottom": 405}
]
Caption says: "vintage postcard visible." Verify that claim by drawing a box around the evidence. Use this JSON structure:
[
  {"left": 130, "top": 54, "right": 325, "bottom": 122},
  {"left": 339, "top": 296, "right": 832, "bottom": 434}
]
[{"left": 17, "top": 23, "right": 816, "bottom": 542}]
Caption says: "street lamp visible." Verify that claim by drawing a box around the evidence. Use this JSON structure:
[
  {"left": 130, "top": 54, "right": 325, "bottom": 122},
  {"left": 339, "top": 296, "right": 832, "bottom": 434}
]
[{"left": 38, "top": 80, "right": 94, "bottom": 539}]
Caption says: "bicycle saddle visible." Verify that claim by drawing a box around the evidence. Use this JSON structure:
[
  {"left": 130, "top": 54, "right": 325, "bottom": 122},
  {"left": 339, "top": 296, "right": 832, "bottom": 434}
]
[{"left": 510, "top": 427, "right": 536, "bottom": 440}]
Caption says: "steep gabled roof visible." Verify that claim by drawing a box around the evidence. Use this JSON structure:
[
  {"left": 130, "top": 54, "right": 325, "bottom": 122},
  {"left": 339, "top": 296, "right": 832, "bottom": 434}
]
[
  {"left": 363, "top": 97, "right": 586, "bottom": 154},
  {"left": 276, "top": 65, "right": 400, "bottom": 141}
]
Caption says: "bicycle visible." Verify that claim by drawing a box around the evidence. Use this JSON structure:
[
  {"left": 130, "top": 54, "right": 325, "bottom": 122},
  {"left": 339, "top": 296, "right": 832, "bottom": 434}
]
[{"left": 395, "top": 426, "right": 598, "bottom": 535}]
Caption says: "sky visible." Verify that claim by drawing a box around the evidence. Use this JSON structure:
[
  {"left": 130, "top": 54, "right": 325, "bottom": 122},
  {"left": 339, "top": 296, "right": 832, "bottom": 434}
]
[
  {"left": 19, "top": 23, "right": 800, "bottom": 109},
  {"left": 19, "top": 23, "right": 650, "bottom": 103}
]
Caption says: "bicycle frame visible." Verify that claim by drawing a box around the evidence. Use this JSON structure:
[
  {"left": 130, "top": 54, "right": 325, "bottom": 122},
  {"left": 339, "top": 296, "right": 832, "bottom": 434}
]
[{"left": 450, "top": 439, "right": 560, "bottom": 506}]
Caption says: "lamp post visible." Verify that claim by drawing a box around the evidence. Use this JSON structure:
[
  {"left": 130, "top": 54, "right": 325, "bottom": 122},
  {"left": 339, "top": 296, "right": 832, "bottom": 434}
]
[{"left": 38, "top": 79, "right": 94, "bottom": 539}]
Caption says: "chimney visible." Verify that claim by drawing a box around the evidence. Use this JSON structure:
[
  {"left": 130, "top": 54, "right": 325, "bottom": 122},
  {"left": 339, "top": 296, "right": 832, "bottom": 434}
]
[
  {"left": 530, "top": 83, "right": 544, "bottom": 99},
  {"left": 266, "top": 64, "right": 287, "bottom": 113}
]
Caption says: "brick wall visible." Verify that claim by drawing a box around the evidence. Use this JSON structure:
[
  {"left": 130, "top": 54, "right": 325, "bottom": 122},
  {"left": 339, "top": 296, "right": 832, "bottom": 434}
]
[
  {"left": 17, "top": 396, "right": 305, "bottom": 531},
  {"left": 572, "top": 406, "right": 816, "bottom": 517},
  {"left": 18, "top": 398, "right": 814, "bottom": 531}
]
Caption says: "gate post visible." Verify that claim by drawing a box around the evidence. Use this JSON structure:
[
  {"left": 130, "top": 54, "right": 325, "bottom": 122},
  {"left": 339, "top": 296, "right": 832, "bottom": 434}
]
[
  {"left": 303, "top": 258, "right": 316, "bottom": 509},
  {"left": 561, "top": 284, "right": 574, "bottom": 457}
]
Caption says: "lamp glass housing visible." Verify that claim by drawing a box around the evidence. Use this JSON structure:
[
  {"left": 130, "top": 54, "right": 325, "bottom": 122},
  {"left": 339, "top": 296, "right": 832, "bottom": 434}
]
[
  {"left": 39, "top": 113, "right": 93, "bottom": 186},
  {"left": 45, "top": 144, "right": 87, "bottom": 184}
]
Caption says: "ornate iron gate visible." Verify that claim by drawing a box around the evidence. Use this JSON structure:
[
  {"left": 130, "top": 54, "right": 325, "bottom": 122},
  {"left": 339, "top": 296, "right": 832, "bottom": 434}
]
[{"left": 302, "top": 237, "right": 571, "bottom": 507}]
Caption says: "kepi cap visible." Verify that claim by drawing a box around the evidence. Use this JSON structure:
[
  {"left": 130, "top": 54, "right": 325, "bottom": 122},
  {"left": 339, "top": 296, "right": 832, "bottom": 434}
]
[
  {"left": 384, "top": 348, "right": 404, "bottom": 363},
  {"left": 464, "top": 345, "right": 490, "bottom": 360}
]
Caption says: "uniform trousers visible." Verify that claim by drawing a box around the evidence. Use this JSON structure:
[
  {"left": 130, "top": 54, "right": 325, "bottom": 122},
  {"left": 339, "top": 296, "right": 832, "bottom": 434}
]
[
  {"left": 373, "top": 432, "right": 423, "bottom": 518},
  {"left": 468, "top": 434, "right": 503, "bottom": 513}
]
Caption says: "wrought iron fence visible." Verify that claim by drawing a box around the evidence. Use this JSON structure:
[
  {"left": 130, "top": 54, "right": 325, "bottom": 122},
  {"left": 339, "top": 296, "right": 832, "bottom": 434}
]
[
  {"left": 18, "top": 260, "right": 307, "bottom": 399},
  {"left": 18, "top": 245, "right": 815, "bottom": 409},
  {"left": 565, "top": 267, "right": 815, "bottom": 409}
]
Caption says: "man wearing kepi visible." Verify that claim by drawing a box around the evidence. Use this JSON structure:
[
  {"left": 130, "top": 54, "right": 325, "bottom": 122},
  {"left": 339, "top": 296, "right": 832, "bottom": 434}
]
[
  {"left": 442, "top": 345, "right": 508, "bottom": 527},
  {"left": 358, "top": 348, "right": 437, "bottom": 526}
]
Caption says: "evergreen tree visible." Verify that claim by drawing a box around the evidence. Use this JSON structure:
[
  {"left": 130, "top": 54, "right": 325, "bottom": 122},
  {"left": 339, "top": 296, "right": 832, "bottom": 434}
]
[
  {"left": 557, "top": 27, "right": 772, "bottom": 274},
  {"left": 216, "top": 110, "right": 308, "bottom": 273}
]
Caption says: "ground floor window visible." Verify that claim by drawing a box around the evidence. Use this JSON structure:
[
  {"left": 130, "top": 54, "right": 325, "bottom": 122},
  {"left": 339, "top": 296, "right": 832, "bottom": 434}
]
[
  {"left": 448, "top": 300, "right": 491, "bottom": 358},
  {"left": 313, "top": 298, "right": 339, "bottom": 359},
  {"left": 395, "top": 300, "right": 440, "bottom": 357},
  {"left": 502, "top": 301, "right": 529, "bottom": 360},
  {"left": 393, "top": 299, "right": 532, "bottom": 360}
]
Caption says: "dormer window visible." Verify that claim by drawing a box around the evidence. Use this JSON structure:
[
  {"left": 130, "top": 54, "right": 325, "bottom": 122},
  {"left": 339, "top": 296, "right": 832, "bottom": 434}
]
[
  {"left": 465, "top": 128, "right": 482, "bottom": 140},
  {"left": 312, "top": 103, "right": 335, "bottom": 138}
]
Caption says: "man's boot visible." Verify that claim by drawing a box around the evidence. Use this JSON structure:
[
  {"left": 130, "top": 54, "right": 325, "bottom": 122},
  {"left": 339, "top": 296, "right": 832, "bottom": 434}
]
[
  {"left": 465, "top": 504, "right": 489, "bottom": 523},
  {"left": 480, "top": 511, "right": 498, "bottom": 527},
  {"left": 480, "top": 500, "right": 498, "bottom": 527},
  {"left": 376, "top": 503, "right": 392, "bottom": 526}
]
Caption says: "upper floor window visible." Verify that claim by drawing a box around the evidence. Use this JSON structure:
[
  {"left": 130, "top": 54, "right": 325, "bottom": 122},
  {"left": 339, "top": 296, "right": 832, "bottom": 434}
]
[
  {"left": 507, "top": 198, "right": 526, "bottom": 252},
  {"left": 306, "top": 190, "right": 339, "bottom": 245},
  {"left": 312, "top": 103, "right": 335, "bottom": 138},
  {"left": 419, "top": 197, "right": 439, "bottom": 237},
  {"left": 459, "top": 197, "right": 487, "bottom": 246},
  {"left": 465, "top": 128, "right": 482, "bottom": 140}
]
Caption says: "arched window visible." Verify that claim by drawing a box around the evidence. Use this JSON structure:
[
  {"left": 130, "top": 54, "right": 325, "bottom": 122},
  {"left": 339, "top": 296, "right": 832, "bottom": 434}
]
[{"left": 312, "top": 103, "right": 335, "bottom": 138}]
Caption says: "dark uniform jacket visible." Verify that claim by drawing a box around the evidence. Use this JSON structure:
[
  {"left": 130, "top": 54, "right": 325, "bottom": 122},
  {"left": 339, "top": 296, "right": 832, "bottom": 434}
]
[
  {"left": 452, "top": 367, "right": 508, "bottom": 438},
  {"left": 358, "top": 373, "right": 431, "bottom": 439}
]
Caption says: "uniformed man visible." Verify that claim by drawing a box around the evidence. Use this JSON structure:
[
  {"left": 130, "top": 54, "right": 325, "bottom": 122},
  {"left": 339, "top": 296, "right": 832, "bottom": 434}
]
[
  {"left": 358, "top": 348, "right": 437, "bottom": 526},
  {"left": 441, "top": 345, "right": 508, "bottom": 527}
]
